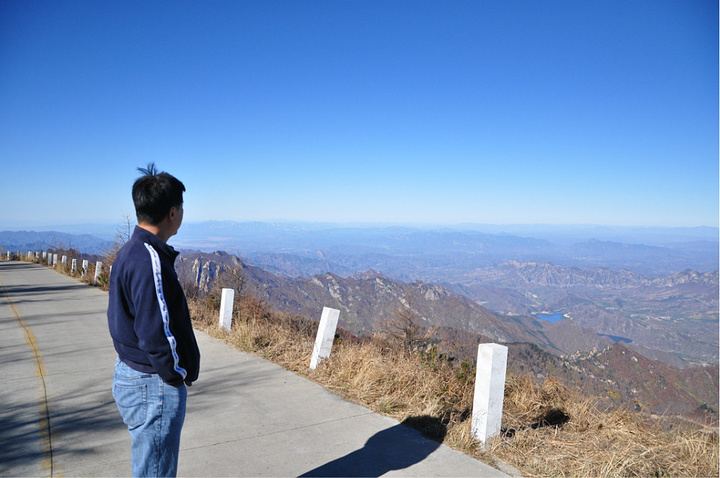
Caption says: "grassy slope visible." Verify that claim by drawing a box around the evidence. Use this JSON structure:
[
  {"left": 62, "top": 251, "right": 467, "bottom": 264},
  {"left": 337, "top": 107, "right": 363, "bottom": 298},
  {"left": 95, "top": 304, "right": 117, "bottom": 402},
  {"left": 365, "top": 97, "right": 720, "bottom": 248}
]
[{"left": 189, "top": 291, "right": 719, "bottom": 478}]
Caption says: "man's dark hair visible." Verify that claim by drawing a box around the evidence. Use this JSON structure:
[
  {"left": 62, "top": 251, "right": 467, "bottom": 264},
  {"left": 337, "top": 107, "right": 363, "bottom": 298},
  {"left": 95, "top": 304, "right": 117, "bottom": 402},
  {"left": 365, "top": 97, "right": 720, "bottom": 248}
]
[{"left": 132, "top": 163, "right": 185, "bottom": 225}]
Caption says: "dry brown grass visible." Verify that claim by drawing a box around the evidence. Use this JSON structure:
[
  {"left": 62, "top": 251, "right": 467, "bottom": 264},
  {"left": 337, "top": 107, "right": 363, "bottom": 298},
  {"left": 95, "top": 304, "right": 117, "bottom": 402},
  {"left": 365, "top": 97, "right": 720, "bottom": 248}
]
[
  {"left": 189, "top": 294, "right": 719, "bottom": 477},
  {"left": 496, "top": 375, "right": 719, "bottom": 477}
]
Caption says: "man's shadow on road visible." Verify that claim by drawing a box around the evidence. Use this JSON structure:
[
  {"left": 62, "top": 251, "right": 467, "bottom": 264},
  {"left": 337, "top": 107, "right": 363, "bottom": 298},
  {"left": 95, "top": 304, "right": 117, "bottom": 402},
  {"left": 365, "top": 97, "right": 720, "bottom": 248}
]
[{"left": 298, "top": 415, "right": 447, "bottom": 478}]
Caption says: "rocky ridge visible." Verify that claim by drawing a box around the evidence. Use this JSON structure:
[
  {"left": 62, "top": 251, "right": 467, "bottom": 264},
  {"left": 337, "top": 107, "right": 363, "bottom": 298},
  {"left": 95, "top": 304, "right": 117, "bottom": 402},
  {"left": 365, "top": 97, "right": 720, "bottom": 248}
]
[{"left": 175, "top": 250, "right": 718, "bottom": 419}]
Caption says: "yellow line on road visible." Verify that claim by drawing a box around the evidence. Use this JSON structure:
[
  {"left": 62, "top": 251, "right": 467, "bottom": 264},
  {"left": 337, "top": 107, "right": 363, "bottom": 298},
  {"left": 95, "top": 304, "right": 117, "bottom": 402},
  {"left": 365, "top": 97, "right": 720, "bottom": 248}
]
[{"left": 0, "top": 274, "right": 54, "bottom": 477}]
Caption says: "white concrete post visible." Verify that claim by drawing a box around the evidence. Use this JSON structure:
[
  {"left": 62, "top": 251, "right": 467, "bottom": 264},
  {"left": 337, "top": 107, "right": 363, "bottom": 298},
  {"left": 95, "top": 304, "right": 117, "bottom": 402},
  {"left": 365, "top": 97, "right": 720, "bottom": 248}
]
[
  {"left": 61, "top": 255, "right": 67, "bottom": 265},
  {"left": 218, "top": 288, "right": 235, "bottom": 331},
  {"left": 47, "top": 252, "right": 52, "bottom": 265},
  {"left": 36, "top": 251, "right": 40, "bottom": 262},
  {"left": 471, "top": 343, "right": 508, "bottom": 449},
  {"left": 93, "top": 261, "right": 103, "bottom": 283},
  {"left": 81, "top": 260, "right": 88, "bottom": 277},
  {"left": 71, "top": 259, "right": 77, "bottom": 274},
  {"left": 27, "top": 251, "right": 32, "bottom": 260},
  {"left": 6, "top": 251, "right": 9, "bottom": 260},
  {"left": 52, "top": 254, "right": 58, "bottom": 268},
  {"left": 310, "top": 307, "right": 340, "bottom": 370}
]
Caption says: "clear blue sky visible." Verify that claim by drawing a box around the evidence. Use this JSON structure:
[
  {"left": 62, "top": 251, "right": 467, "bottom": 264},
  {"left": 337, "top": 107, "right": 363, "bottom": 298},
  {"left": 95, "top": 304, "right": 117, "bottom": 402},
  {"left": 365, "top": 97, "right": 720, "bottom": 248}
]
[{"left": 1, "top": 0, "right": 717, "bottom": 228}]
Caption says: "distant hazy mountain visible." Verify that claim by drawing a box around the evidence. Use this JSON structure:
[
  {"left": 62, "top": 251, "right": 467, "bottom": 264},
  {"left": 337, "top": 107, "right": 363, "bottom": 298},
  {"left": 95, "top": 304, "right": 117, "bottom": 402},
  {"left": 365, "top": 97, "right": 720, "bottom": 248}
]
[
  {"left": 175, "top": 250, "right": 718, "bottom": 417},
  {"left": 0, "top": 230, "right": 114, "bottom": 255},
  {"left": 5, "top": 223, "right": 715, "bottom": 364},
  {"left": 175, "top": 250, "right": 612, "bottom": 356},
  {"left": 173, "top": 221, "right": 719, "bottom": 277},
  {"left": 8, "top": 221, "right": 716, "bottom": 274},
  {"left": 169, "top": 221, "right": 718, "bottom": 366},
  {"left": 4, "top": 223, "right": 716, "bottom": 416},
  {"left": 175, "top": 249, "right": 717, "bottom": 365},
  {"left": 446, "top": 261, "right": 718, "bottom": 367}
]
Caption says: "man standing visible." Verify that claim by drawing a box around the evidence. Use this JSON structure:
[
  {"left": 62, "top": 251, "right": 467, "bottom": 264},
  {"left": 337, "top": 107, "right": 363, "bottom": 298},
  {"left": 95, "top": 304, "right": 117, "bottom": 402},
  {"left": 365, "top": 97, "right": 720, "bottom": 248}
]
[{"left": 108, "top": 164, "right": 200, "bottom": 477}]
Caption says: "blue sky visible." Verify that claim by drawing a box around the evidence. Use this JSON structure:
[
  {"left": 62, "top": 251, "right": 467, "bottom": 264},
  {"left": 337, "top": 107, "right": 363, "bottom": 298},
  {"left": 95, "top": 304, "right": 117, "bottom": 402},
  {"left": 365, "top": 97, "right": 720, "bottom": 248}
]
[{"left": 1, "top": 0, "right": 717, "bottom": 229}]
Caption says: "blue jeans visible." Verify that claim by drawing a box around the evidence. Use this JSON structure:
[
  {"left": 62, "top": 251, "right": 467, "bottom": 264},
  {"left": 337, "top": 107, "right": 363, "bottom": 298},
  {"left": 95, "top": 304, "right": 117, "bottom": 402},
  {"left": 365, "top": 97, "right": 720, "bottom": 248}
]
[{"left": 112, "top": 358, "right": 187, "bottom": 477}]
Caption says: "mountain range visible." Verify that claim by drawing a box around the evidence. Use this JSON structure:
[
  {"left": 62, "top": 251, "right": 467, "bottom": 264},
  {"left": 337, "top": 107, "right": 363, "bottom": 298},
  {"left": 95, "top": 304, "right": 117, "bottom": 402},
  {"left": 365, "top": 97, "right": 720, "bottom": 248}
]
[
  {"left": 175, "top": 250, "right": 718, "bottom": 418},
  {"left": 175, "top": 250, "right": 717, "bottom": 364},
  {"left": 3, "top": 225, "right": 716, "bottom": 368},
  {"left": 2, "top": 225, "right": 717, "bottom": 418},
  {"left": 0, "top": 230, "right": 114, "bottom": 255},
  {"left": 171, "top": 221, "right": 718, "bottom": 277}
]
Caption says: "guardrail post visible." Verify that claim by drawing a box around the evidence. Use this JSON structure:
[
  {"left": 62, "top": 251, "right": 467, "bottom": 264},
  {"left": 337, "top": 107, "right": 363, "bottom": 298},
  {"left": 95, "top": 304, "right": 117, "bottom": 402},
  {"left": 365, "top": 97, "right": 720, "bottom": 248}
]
[
  {"left": 82, "top": 260, "right": 88, "bottom": 277},
  {"left": 471, "top": 343, "right": 508, "bottom": 449},
  {"left": 310, "top": 307, "right": 340, "bottom": 369},
  {"left": 52, "top": 254, "right": 58, "bottom": 268},
  {"left": 71, "top": 259, "right": 77, "bottom": 274},
  {"left": 93, "top": 261, "right": 102, "bottom": 283},
  {"left": 219, "top": 288, "right": 234, "bottom": 331}
]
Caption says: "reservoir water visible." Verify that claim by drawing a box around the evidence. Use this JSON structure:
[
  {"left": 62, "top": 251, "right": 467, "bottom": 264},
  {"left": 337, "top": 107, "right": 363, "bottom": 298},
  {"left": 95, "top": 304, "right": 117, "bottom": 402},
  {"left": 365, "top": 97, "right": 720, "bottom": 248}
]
[{"left": 534, "top": 313, "right": 565, "bottom": 323}]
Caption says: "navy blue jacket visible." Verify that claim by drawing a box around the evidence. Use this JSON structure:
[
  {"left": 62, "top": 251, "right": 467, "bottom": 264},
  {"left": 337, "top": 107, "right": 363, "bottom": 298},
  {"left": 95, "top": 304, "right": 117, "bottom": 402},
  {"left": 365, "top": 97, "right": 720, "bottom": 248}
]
[{"left": 108, "top": 226, "right": 200, "bottom": 386}]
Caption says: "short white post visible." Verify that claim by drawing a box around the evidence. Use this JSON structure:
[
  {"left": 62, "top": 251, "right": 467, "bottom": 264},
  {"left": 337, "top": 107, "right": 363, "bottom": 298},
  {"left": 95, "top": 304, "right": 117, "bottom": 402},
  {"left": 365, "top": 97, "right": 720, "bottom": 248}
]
[
  {"left": 47, "top": 252, "right": 52, "bottom": 265},
  {"left": 218, "top": 288, "right": 235, "bottom": 331},
  {"left": 36, "top": 251, "right": 40, "bottom": 262},
  {"left": 42, "top": 251, "right": 47, "bottom": 259},
  {"left": 93, "top": 261, "right": 102, "bottom": 283},
  {"left": 71, "top": 259, "right": 77, "bottom": 274},
  {"left": 471, "top": 343, "right": 508, "bottom": 449},
  {"left": 27, "top": 251, "right": 32, "bottom": 260},
  {"left": 82, "top": 260, "right": 88, "bottom": 277},
  {"left": 52, "top": 254, "right": 58, "bottom": 268},
  {"left": 310, "top": 307, "right": 340, "bottom": 370},
  {"left": 5, "top": 251, "right": 9, "bottom": 260},
  {"left": 61, "top": 255, "right": 67, "bottom": 265}
]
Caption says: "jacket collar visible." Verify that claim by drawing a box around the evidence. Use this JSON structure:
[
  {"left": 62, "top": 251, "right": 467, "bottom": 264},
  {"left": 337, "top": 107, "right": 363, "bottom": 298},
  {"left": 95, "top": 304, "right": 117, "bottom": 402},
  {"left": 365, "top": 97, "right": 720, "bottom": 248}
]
[{"left": 131, "top": 226, "right": 179, "bottom": 261}]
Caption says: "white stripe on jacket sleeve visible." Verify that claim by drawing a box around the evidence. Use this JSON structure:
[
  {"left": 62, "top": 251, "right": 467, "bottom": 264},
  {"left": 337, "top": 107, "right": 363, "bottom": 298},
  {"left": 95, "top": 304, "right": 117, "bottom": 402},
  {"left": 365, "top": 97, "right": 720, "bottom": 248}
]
[{"left": 144, "top": 242, "right": 188, "bottom": 381}]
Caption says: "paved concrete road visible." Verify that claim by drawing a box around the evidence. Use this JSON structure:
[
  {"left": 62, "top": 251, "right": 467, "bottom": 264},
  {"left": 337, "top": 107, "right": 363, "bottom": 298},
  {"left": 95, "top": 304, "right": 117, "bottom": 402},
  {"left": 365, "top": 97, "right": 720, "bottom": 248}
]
[{"left": 0, "top": 260, "right": 510, "bottom": 477}]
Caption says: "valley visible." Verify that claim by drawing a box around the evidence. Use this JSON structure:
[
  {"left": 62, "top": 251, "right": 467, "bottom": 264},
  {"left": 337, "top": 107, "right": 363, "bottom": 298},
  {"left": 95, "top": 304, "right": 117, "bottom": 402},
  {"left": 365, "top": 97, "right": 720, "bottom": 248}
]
[
  {"left": 3, "top": 223, "right": 718, "bottom": 419},
  {"left": 175, "top": 249, "right": 718, "bottom": 418}
]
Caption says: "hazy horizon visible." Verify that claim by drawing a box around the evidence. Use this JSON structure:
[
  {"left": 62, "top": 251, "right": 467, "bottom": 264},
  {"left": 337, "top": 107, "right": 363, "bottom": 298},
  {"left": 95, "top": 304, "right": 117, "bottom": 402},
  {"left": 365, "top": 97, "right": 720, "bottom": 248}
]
[
  {"left": 2, "top": 219, "right": 717, "bottom": 246},
  {"left": 3, "top": 218, "right": 719, "bottom": 230}
]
